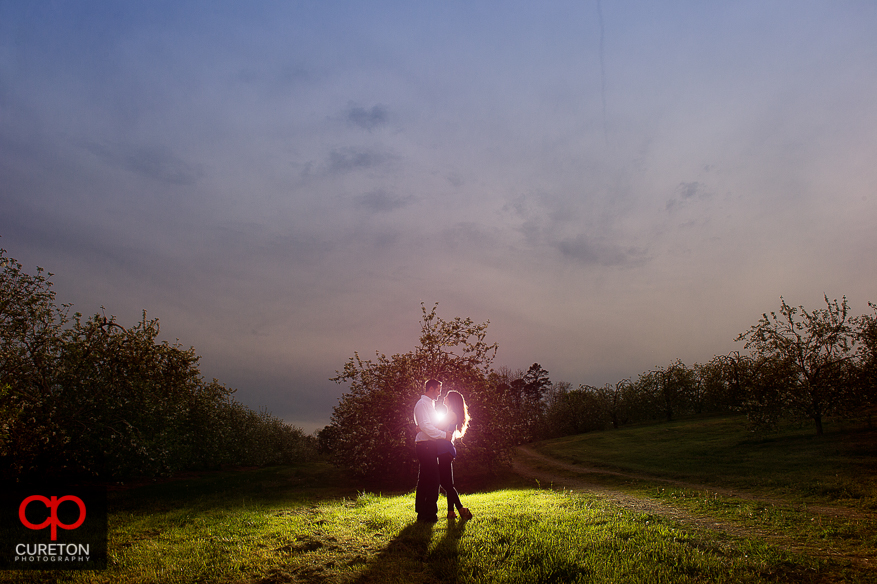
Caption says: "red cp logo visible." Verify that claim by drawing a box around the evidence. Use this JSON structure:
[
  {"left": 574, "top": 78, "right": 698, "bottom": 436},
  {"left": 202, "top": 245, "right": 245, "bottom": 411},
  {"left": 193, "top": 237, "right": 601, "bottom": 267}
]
[{"left": 19, "top": 495, "right": 86, "bottom": 541}]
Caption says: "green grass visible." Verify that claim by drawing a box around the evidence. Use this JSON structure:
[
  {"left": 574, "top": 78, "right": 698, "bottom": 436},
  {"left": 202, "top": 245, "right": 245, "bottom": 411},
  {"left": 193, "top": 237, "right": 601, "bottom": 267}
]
[
  {"left": 527, "top": 413, "right": 877, "bottom": 574},
  {"left": 0, "top": 483, "right": 834, "bottom": 584},
  {"left": 2, "top": 414, "right": 875, "bottom": 583},
  {"left": 535, "top": 414, "right": 877, "bottom": 506}
]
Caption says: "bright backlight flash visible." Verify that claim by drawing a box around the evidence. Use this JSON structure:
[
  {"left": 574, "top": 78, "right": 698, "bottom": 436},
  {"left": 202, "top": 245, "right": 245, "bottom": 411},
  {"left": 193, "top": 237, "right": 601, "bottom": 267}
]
[{"left": 434, "top": 410, "right": 446, "bottom": 423}]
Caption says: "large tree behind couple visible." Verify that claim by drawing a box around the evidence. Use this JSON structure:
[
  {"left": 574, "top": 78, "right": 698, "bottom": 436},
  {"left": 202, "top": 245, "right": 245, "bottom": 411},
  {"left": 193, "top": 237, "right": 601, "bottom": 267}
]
[{"left": 323, "top": 303, "right": 517, "bottom": 483}]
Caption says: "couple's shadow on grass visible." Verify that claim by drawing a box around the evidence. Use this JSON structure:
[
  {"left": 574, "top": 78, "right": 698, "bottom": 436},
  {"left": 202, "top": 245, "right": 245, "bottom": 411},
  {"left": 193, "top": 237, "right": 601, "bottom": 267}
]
[{"left": 352, "top": 518, "right": 467, "bottom": 583}]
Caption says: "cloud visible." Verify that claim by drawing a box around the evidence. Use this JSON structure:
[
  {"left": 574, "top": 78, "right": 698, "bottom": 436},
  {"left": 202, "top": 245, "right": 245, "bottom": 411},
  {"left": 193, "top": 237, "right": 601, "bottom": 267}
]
[
  {"left": 326, "top": 147, "right": 390, "bottom": 174},
  {"left": 438, "top": 222, "right": 505, "bottom": 259},
  {"left": 84, "top": 142, "right": 203, "bottom": 185},
  {"left": 677, "top": 181, "right": 704, "bottom": 200},
  {"left": 666, "top": 181, "right": 711, "bottom": 211},
  {"left": 556, "top": 235, "right": 648, "bottom": 267},
  {"left": 346, "top": 104, "right": 389, "bottom": 131},
  {"left": 354, "top": 190, "right": 413, "bottom": 213}
]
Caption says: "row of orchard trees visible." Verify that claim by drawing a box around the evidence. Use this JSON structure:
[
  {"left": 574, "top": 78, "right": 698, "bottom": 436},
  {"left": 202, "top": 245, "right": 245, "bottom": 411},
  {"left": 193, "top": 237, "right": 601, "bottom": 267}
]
[
  {"left": 324, "top": 297, "right": 877, "bottom": 483},
  {"left": 543, "top": 296, "right": 877, "bottom": 438},
  {"left": 1, "top": 248, "right": 315, "bottom": 482}
]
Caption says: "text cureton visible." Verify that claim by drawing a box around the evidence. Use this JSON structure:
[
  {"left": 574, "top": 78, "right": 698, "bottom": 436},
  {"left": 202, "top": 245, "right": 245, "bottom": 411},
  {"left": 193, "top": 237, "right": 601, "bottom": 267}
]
[{"left": 15, "top": 544, "right": 90, "bottom": 556}]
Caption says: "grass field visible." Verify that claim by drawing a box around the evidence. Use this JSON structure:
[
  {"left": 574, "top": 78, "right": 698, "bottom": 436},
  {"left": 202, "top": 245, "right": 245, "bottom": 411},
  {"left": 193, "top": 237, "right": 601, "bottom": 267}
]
[
  {"left": 533, "top": 413, "right": 877, "bottom": 506},
  {"left": 2, "top": 414, "right": 875, "bottom": 583},
  {"left": 525, "top": 413, "right": 877, "bottom": 577}
]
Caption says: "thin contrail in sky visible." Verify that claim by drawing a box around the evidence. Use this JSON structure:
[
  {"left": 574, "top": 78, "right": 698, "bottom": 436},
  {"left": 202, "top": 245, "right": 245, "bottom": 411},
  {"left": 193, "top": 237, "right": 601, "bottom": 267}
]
[{"left": 597, "top": 0, "right": 608, "bottom": 144}]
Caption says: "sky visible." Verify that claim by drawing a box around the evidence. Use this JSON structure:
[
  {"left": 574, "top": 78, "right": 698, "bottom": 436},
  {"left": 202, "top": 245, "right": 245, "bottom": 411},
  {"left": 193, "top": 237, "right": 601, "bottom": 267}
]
[{"left": 2, "top": 1, "right": 876, "bottom": 433}]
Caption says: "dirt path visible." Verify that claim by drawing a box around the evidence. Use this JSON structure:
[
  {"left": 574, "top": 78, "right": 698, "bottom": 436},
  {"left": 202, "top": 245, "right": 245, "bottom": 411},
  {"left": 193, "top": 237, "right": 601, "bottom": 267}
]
[{"left": 511, "top": 445, "right": 874, "bottom": 569}]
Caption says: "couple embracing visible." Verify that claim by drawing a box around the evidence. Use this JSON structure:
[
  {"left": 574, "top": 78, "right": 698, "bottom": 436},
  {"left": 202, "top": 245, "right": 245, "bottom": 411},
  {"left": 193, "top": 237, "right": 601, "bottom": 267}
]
[{"left": 413, "top": 378, "right": 473, "bottom": 523}]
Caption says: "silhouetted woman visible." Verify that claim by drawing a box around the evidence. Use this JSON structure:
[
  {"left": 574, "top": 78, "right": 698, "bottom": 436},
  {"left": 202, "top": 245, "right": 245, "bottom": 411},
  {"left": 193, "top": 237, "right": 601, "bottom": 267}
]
[{"left": 436, "top": 390, "right": 472, "bottom": 520}]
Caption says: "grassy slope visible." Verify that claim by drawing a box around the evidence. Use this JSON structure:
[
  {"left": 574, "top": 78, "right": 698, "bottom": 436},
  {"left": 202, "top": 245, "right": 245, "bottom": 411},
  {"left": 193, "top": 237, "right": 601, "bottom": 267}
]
[
  {"left": 2, "top": 414, "right": 874, "bottom": 584},
  {"left": 533, "top": 414, "right": 877, "bottom": 506},
  {"left": 526, "top": 413, "right": 877, "bottom": 576}
]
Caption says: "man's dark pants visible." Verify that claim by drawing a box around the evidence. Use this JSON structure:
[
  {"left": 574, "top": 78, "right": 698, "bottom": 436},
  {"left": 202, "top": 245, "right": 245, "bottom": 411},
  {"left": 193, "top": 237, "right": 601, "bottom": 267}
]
[{"left": 415, "top": 440, "right": 440, "bottom": 521}]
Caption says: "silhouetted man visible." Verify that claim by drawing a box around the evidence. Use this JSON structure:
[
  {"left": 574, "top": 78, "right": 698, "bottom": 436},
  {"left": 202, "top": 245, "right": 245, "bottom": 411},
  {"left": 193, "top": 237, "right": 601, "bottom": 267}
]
[{"left": 413, "top": 378, "right": 446, "bottom": 522}]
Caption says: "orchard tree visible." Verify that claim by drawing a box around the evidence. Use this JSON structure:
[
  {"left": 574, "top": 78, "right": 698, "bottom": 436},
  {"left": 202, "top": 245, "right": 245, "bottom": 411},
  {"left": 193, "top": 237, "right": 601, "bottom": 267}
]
[
  {"left": 489, "top": 367, "right": 528, "bottom": 440},
  {"left": 597, "top": 380, "right": 632, "bottom": 429},
  {"left": 660, "top": 360, "right": 696, "bottom": 421},
  {"left": 1, "top": 248, "right": 69, "bottom": 477},
  {"left": 692, "top": 361, "right": 727, "bottom": 413},
  {"left": 54, "top": 312, "right": 209, "bottom": 477},
  {"left": 737, "top": 296, "right": 857, "bottom": 435},
  {"left": 741, "top": 354, "right": 795, "bottom": 431},
  {"left": 542, "top": 380, "right": 572, "bottom": 435},
  {"left": 625, "top": 371, "right": 659, "bottom": 422},
  {"left": 854, "top": 302, "right": 877, "bottom": 408},
  {"left": 484, "top": 367, "right": 525, "bottom": 445},
  {"left": 326, "top": 303, "right": 499, "bottom": 482},
  {"left": 631, "top": 361, "right": 693, "bottom": 423},
  {"left": 715, "top": 352, "right": 758, "bottom": 412},
  {"left": 0, "top": 248, "right": 67, "bottom": 395},
  {"left": 549, "top": 384, "right": 607, "bottom": 436}
]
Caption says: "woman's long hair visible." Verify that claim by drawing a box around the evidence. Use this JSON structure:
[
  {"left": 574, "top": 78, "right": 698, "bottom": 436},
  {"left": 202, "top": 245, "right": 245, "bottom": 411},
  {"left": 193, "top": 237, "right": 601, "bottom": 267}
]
[{"left": 444, "top": 390, "right": 469, "bottom": 438}]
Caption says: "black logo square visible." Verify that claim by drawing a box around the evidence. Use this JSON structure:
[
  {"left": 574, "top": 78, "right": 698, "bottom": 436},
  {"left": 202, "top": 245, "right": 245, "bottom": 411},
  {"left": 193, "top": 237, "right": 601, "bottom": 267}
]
[{"left": 0, "top": 486, "right": 107, "bottom": 570}]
